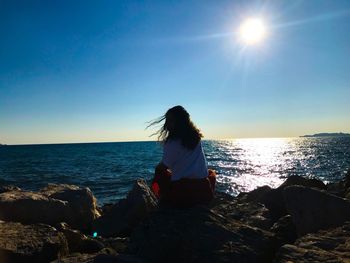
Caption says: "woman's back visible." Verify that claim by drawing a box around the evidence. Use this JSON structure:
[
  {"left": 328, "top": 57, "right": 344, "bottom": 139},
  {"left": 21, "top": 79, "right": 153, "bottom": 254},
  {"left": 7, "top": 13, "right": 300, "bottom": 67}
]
[{"left": 162, "top": 139, "right": 208, "bottom": 181}]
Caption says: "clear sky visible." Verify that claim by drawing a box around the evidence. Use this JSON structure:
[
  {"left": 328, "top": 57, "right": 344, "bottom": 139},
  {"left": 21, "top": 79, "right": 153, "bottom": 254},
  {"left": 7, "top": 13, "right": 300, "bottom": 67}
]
[{"left": 1, "top": 0, "right": 349, "bottom": 144}]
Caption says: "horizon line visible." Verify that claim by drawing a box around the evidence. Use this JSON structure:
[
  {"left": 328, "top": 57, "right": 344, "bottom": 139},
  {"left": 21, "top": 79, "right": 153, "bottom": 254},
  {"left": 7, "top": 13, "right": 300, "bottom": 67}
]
[{"left": 3, "top": 134, "right": 350, "bottom": 146}]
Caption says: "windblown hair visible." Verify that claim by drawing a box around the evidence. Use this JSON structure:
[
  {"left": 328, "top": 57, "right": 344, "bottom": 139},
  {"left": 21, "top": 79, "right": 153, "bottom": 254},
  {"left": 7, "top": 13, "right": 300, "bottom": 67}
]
[{"left": 147, "top": 105, "right": 203, "bottom": 150}]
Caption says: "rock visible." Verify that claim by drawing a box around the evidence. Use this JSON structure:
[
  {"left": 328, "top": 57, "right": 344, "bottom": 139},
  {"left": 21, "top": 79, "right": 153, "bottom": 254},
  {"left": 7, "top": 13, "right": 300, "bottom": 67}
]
[
  {"left": 274, "top": 222, "right": 350, "bottom": 263},
  {"left": 0, "top": 185, "right": 21, "bottom": 194},
  {"left": 0, "top": 190, "right": 69, "bottom": 225},
  {"left": 101, "top": 237, "right": 129, "bottom": 253},
  {"left": 238, "top": 185, "right": 273, "bottom": 203},
  {"left": 99, "top": 203, "right": 114, "bottom": 215},
  {"left": 0, "top": 184, "right": 100, "bottom": 231},
  {"left": 270, "top": 215, "right": 297, "bottom": 246},
  {"left": 41, "top": 184, "right": 101, "bottom": 230},
  {"left": 56, "top": 223, "right": 104, "bottom": 254},
  {"left": 345, "top": 169, "right": 350, "bottom": 188},
  {"left": 279, "top": 176, "right": 327, "bottom": 190},
  {"left": 51, "top": 253, "right": 145, "bottom": 263},
  {"left": 260, "top": 176, "right": 327, "bottom": 220},
  {"left": 211, "top": 192, "right": 273, "bottom": 230},
  {"left": 129, "top": 206, "right": 277, "bottom": 263},
  {"left": 327, "top": 170, "right": 350, "bottom": 198},
  {"left": 345, "top": 189, "right": 350, "bottom": 200},
  {"left": 0, "top": 221, "right": 68, "bottom": 263},
  {"left": 283, "top": 185, "right": 350, "bottom": 236},
  {"left": 93, "top": 179, "right": 158, "bottom": 237}
]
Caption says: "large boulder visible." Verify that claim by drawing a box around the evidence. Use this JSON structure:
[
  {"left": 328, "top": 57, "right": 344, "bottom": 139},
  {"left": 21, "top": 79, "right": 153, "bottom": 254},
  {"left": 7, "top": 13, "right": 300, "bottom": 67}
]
[
  {"left": 128, "top": 206, "right": 277, "bottom": 263},
  {"left": 92, "top": 179, "right": 158, "bottom": 237},
  {"left": 283, "top": 185, "right": 350, "bottom": 236},
  {"left": 0, "top": 221, "right": 68, "bottom": 263},
  {"left": 274, "top": 222, "right": 350, "bottom": 262},
  {"left": 0, "top": 190, "right": 69, "bottom": 225},
  {"left": 259, "top": 176, "right": 326, "bottom": 220},
  {"left": 0, "top": 184, "right": 100, "bottom": 231},
  {"left": 41, "top": 184, "right": 101, "bottom": 230}
]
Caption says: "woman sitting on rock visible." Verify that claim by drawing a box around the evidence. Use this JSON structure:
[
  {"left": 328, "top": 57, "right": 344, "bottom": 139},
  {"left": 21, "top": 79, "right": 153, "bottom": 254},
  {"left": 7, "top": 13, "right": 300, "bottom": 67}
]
[{"left": 149, "top": 105, "right": 216, "bottom": 208}]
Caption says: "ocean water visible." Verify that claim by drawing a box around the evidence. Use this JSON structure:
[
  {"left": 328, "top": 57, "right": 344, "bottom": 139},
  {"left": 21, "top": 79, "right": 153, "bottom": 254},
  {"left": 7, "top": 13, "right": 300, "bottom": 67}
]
[{"left": 0, "top": 137, "right": 349, "bottom": 205}]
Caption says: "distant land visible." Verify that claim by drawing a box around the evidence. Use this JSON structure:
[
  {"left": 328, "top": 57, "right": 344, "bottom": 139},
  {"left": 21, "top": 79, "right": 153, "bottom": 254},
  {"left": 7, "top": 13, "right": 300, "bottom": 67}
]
[{"left": 301, "top": 132, "right": 350, "bottom": 138}]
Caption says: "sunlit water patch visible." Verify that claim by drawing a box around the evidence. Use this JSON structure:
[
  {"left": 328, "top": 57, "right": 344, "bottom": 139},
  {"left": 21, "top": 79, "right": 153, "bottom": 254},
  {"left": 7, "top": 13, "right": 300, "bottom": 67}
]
[{"left": 203, "top": 137, "right": 350, "bottom": 196}]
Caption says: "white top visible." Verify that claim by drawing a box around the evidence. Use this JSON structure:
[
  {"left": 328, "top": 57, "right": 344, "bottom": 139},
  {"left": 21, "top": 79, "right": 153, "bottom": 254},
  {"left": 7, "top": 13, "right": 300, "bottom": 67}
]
[{"left": 162, "top": 139, "right": 208, "bottom": 181}]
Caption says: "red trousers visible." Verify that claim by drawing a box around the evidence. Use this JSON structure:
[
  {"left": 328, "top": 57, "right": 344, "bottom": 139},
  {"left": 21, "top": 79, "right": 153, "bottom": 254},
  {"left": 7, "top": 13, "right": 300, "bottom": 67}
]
[{"left": 151, "top": 169, "right": 216, "bottom": 208}]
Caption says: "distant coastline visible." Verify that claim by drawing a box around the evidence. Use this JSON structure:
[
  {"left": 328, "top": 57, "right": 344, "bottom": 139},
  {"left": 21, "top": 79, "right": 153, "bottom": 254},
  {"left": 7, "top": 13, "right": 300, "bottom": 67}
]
[{"left": 300, "top": 132, "right": 350, "bottom": 138}]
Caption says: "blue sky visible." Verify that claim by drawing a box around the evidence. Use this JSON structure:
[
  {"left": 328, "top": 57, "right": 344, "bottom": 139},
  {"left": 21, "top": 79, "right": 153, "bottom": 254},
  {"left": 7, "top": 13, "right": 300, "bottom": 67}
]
[{"left": 1, "top": 0, "right": 350, "bottom": 144}]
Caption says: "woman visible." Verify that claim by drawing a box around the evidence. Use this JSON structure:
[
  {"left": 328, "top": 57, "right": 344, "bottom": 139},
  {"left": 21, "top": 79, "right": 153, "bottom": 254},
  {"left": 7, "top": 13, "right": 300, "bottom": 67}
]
[{"left": 149, "top": 105, "right": 216, "bottom": 208}]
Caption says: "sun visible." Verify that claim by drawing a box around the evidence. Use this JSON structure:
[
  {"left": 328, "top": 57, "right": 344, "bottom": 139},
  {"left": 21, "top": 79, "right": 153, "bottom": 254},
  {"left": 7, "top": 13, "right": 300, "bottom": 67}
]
[{"left": 239, "top": 18, "right": 266, "bottom": 45}]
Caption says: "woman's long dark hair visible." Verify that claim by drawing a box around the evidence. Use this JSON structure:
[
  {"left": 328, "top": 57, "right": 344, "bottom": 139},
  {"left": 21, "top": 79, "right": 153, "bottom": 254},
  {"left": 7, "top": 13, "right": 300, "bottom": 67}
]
[{"left": 147, "top": 105, "right": 203, "bottom": 150}]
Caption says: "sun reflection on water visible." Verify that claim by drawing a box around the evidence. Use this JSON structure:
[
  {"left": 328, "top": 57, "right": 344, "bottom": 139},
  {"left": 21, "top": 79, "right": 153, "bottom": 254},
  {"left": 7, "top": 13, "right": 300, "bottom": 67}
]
[
  {"left": 206, "top": 137, "right": 350, "bottom": 197},
  {"left": 205, "top": 138, "right": 320, "bottom": 196}
]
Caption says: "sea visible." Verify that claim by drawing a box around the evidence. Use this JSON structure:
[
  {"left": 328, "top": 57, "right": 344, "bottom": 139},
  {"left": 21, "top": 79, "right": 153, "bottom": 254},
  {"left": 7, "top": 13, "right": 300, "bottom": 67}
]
[{"left": 1, "top": 137, "right": 350, "bottom": 205}]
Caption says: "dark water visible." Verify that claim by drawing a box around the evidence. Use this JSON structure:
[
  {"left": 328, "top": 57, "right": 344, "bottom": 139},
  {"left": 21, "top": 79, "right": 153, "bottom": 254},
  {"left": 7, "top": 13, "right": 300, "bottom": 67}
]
[{"left": 0, "top": 138, "right": 349, "bottom": 204}]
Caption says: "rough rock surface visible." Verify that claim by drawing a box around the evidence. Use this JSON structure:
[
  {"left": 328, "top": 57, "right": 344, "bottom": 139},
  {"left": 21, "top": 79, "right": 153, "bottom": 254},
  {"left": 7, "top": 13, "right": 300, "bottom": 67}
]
[
  {"left": 51, "top": 252, "right": 144, "bottom": 263},
  {"left": 0, "top": 190, "right": 69, "bottom": 225},
  {"left": 258, "top": 176, "right": 327, "bottom": 220},
  {"left": 0, "top": 184, "right": 100, "bottom": 230},
  {"left": 270, "top": 215, "right": 297, "bottom": 247},
  {"left": 283, "top": 185, "right": 350, "bottom": 236},
  {"left": 93, "top": 179, "right": 158, "bottom": 237},
  {"left": 274, "top": 222, "right": 350, "bottom": 263},
  {"left": 56, "top": 223, "right": 104, "bottom": 254},
  {"left": 327, "top": 170, "right": 350, "bottom": 198},
  {"left": 2, "top": 173, "right": 350, "bottom": 263},
  {"left": 0, "top": 221, "right": 68, "bottom": 263},
  {"left": 0, "top": 185, "right": 21, "bottom": 194},
  {"left": 211, "top": 192, "right": 273, "bottom": 230},
  {"left": 128, "top": 206, "right": 277, "bottom": 263},
  {"left": 41, "top": 184, "right": 101, "bottom": 230}
]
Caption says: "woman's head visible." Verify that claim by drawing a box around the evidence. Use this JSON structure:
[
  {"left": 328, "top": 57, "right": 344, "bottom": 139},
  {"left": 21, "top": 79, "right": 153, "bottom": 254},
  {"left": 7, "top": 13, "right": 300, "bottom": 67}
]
[{"left": 148, "top": 105, "right": 203, "bottom": 149}]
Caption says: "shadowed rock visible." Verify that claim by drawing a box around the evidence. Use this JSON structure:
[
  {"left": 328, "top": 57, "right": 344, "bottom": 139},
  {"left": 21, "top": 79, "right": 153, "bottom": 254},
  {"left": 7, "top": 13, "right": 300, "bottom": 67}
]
[
  {"left": 92, "top": 179, "right": 158, "bottom": 237},
  {"left": 0, "top": 221, "right": 68, "bottom": 263},
  {"left": 270, "top": 215, "right": 297, "bottom": 247},
  {"left": 50, "top": 253, "right": 145, "bottom": 263},
  {"left": 274, "top": 222, "right": 350, "bottom": 263},
  {"left": 327, "top": 169, "right": 350, "bottom": 198},
  {"left": 238, "top": 185, "right": 273, "bottom": 203},
  {"left": 128, "top": 206, "right": 277, "bottom": 263},
  {"left": 283, "top": 185, "right": 350, "bottom": 236},
  {"left": 211, "top": 192, "right": 273, "bottom": 230},
  {"left": 258, "top": 176, "right": 326, "bottom": 220},
  {"left": 55, "top": 223, "right": 104, "bottom": 254}
]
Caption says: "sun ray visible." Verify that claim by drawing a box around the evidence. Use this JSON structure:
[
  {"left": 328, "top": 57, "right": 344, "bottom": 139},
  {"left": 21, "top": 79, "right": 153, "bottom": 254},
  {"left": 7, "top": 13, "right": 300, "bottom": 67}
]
[{"left": 273, "top": 9, "right": 350, "bottom": 29}]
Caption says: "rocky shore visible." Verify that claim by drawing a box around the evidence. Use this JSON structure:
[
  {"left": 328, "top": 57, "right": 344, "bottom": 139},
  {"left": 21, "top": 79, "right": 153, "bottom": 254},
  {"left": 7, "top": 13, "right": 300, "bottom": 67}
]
[{"left": 1, "top": 171, "right": 350, "bottom": 263}]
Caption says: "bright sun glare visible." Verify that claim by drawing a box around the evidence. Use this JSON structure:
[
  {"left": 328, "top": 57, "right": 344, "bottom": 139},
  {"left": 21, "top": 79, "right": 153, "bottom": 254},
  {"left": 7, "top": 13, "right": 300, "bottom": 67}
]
[{"left": 239, "top": 18, "right": 266, "bottom": 45}]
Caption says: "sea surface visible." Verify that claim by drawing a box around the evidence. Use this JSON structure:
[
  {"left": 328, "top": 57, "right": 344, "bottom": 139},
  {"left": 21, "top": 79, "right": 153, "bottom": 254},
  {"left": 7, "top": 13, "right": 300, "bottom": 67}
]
[{"left": 1, "top": 137, "right": 350, "bottom": 205}]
